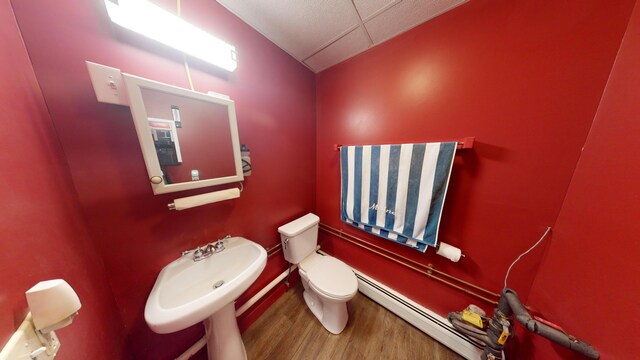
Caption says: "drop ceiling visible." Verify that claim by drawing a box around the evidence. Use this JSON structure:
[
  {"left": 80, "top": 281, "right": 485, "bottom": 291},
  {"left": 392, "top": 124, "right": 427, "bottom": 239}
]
[{"left": 216, "top": 0, "right": 469, "bottom": 73}]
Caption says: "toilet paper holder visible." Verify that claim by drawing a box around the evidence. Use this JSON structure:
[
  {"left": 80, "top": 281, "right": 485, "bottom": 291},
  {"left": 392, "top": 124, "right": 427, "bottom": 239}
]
[{"left": 436, "top": 242, "right": 465, "bottom": 262}]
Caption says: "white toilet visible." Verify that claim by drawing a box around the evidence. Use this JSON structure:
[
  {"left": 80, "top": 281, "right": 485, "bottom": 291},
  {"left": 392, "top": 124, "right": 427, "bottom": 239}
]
[{"left": 278, "top": 213, "right": 358, "bottom": 334}]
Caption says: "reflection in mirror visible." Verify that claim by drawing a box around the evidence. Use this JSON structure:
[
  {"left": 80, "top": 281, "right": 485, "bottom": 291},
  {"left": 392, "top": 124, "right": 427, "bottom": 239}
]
[
  {"left": 141, "top": 88, "right": 236, "bottom": 183},
  {"left": 123, "top": 74, "right": 243, "bottom": 194}
]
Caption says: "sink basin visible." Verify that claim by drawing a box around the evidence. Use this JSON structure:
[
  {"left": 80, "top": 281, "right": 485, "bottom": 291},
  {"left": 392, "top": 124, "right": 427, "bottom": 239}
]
[{"left": 145, "top": 236, "right": 267, "bottom": 334}]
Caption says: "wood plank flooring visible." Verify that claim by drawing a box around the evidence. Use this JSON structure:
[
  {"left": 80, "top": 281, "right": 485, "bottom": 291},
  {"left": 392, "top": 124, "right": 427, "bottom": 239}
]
[{"left": 242, "top": 284, "right": 464, "bottom": 360}]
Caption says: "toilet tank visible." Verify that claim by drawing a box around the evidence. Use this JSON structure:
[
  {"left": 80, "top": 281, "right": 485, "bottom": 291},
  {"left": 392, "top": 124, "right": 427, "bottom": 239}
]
[{"left": 278, "top": 213, "right": 320, "bottom": 264}]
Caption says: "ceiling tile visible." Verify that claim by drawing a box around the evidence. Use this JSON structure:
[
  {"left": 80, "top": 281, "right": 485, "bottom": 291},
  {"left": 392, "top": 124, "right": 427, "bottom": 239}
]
[
  {"left": 216, "top": 0, "right": 468, "bottom": 72},
  {"left": 364, "top": 0, "right": 468, "bottom": 45},
  {"left": 353, "top": 0, "right": 401, "bottom": 22},
  {"left": 217, "top": 0, "right": 361, "bottom": 59},
  {"left": 303, "top": 27, "right": 371, "bottom": 72}
]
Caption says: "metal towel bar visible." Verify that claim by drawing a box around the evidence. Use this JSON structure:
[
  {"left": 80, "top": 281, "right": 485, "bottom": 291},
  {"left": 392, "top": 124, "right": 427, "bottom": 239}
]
[{"left": 319, "top": 223, "right": 499, "bottom": 305}]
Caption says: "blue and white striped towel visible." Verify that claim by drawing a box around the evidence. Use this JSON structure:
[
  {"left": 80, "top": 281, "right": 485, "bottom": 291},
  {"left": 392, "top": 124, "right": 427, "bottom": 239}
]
[{"left": 340, "top": 142, "right": 456, "bottom": 252}]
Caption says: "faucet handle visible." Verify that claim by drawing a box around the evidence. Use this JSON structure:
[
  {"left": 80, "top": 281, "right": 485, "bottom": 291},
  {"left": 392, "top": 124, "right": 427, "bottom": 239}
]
[
  {"left": 193, "top": 246, "right": 205, "bottom": 256},
  {"left": 213, "top": 240, "right": 225, "bottom": 253}
]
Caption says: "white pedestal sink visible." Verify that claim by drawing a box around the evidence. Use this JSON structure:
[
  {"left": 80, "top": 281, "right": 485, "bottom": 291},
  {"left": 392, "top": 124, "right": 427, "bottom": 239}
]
[{"left": 145, "top": 237, "right": 267, "bottom": 360}]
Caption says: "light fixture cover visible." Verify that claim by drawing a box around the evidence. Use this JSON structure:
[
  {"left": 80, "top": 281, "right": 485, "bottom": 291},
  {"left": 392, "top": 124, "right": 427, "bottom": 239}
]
[
  {"left": 25, "top": 279, "right": 82, "bottom": 333},
  {"left": 105, "top": 0, "right": 238, "bottom": 72}
]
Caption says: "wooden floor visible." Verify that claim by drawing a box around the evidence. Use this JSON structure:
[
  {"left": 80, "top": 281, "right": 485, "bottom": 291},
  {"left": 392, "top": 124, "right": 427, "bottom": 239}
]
[{"left": 242, "top": 284, "right": 464, "bottom": 360}]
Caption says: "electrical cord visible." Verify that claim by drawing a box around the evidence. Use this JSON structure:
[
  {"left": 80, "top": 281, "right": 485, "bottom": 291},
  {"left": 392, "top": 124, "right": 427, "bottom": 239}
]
[
  {"left": 503, "top": 227, "right": 551, "bottom": 288},
  {"left": 177, "top": 0, "right": 195, "bottom": 91}
]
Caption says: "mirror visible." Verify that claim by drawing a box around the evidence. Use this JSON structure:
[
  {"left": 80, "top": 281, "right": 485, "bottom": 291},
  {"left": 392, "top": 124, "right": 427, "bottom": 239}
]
[{"left": 122, "top": 73, "right": 243, "bottom": 194}]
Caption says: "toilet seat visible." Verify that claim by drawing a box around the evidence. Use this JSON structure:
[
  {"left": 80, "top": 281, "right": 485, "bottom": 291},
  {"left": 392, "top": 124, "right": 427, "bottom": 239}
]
[{"left": 299, "top": 254, "right": 358, "bottom": 300}]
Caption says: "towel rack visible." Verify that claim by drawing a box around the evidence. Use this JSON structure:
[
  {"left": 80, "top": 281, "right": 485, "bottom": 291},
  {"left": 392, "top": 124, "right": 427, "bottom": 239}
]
[{"left": 333, "top": 136, "right": 475, "bottom": 151}]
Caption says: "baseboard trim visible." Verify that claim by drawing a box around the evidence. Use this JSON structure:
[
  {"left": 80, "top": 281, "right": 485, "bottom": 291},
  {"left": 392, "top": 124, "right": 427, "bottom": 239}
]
[{"left": 353, "top": 269, "right": 483, "bottom": 360}]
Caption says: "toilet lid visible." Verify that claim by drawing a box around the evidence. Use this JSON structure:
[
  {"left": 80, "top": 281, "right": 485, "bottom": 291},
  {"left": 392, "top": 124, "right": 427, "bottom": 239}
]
[{"left": 301, "top": 255, "right": 358, "bottom": 299}]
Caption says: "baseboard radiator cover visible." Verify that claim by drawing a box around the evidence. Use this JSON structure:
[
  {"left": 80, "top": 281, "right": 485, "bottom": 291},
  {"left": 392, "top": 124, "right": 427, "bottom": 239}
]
[{"left": 353, "top": 269, "right": 483, "bottom": 360}]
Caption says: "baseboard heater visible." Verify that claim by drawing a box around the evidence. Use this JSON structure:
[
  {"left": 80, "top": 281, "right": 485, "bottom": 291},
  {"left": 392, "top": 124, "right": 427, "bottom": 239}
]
[{"left": 353, "top": 268, "right": 484, "bottom": 360}]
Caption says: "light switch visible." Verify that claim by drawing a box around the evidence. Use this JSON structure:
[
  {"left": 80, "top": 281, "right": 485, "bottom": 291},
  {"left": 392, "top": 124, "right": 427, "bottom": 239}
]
[{"left": 86, "top": 61, "right": 129, "bottom": 106}]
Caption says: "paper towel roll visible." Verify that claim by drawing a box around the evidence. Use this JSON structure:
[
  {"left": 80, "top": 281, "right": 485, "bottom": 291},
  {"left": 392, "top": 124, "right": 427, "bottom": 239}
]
[
  {"left": 436, "top": 242, "right": 463, "bottom": 262},
  {"left": 172, "top": 188, "right": 240, "bottom": 211}
]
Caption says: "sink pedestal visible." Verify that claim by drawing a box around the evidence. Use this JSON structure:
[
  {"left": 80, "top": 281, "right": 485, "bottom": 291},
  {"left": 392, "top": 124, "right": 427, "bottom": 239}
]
[{"left": 203, "top": 303, "right": 246, "bottom": 360}]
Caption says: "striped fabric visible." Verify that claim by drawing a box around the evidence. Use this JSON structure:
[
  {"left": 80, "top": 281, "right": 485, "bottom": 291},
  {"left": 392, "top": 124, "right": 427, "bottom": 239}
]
[{"left": 340, "top": 142, "right": 456, "bottom": 252}]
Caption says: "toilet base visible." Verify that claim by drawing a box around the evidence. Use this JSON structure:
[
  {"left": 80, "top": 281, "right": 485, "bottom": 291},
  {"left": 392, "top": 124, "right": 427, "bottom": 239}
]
[{"left": 302, "top": 289, "right": 349, "bottom": 334}]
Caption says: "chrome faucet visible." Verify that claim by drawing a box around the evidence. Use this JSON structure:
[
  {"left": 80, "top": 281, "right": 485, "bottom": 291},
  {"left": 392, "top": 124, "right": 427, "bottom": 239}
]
[
  {"left": 181, "top": 234, "right": 232, "bottom": 262},
  {"left": 181, "top": 246, "right": 211, "bottom": 262},
  {"left": 194, "top": 246, "right": 209, "bottom": 260},
  {"left": 207, "top": 234, "right": 231, "bottom": 254}
]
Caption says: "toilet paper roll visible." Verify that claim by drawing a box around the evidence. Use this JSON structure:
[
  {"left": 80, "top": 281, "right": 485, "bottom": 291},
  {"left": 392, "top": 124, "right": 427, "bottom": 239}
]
[
  {"left": 436, "top": 242, "right": 463, "bottom": 262},
  {"left": 172, "top": 188, "right": 240, "bottom": 211}
]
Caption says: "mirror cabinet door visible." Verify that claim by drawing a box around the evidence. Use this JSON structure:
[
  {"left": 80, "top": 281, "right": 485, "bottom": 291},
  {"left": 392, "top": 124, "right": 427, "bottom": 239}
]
[{"left": 123, "top": 74, "right": 243, "bottom": 194}]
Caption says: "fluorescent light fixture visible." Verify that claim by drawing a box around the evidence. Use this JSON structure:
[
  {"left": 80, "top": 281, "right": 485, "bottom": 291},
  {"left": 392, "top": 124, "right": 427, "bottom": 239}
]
[{"left": 105, "top": 0, "right": 237, "bottom": 72}]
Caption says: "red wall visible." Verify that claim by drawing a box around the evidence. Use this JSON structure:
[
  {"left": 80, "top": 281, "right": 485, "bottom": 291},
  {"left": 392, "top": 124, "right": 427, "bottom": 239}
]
[
  {"left": 0, "top": 0, "right": 128, "bottom": 358},
  {"left": 525, "top": 2, "right": 640, "bottom": 359},
  {"left": 316, "top": 0, "right": 634, "bottom": 348},
  {"left": 10, "top": 0, "right": 316, "bottom": 359}
]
